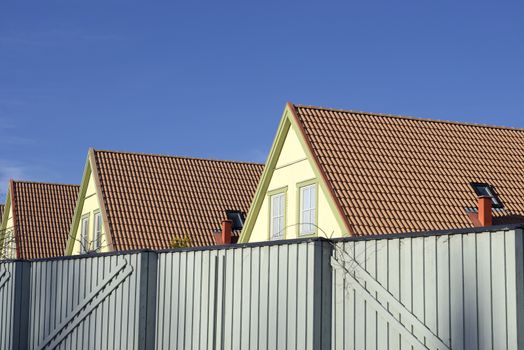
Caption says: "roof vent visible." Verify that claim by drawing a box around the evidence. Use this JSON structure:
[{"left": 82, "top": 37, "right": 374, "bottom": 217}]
[{"left": 226, "top": 210, "right": 245, "bottom": 230}]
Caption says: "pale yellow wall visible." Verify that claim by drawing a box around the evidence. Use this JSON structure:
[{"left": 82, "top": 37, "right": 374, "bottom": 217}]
[
  {"left": 248, "top": 125, "right": 345, "bottom": 242},
  {"left": 71, "top": 171, "right": 111, "bottom": 254},
  {"left": 2, "top": 201, "right": 16, "bottom": 259}
]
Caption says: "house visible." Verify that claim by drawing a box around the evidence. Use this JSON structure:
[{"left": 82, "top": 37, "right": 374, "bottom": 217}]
[
  {"left": 0, "top": 180, "right": 79, "bottom": 259},
  {"left": 65, "top": 149, "right": 264, "bottom": 255},
  {"left": 240, "top": 103, "right": 524, "bottom": 243}
]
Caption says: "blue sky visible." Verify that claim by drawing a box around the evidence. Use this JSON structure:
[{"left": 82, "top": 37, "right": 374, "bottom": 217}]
[{"left": 0, "top": 1, "right": 522, "bottom": 197}]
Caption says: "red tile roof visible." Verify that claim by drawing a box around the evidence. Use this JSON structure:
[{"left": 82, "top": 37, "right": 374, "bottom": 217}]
[
  {"left": 290, "top": 104, "right": 524, "bottom": 235},
  {"left": 91, "top": 150, "right": 264, "bottom": 250},
  {"left": 9, "top": 181, "right": 79, "bottom": 259}
]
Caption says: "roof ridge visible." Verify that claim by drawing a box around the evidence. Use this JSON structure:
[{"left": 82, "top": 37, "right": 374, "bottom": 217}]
[
  {"left": 92, "top": 148, "right": 265, "bottom": 166},
  {"left": 293, "top": 103, "right": 524, "bottom": 132},
  {"left": 11, "top": 180, "right": 80, "bottom": 187}
]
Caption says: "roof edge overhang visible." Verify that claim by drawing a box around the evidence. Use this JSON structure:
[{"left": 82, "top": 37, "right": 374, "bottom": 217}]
[
  {"left": 287, "top": 103, "right": 355, "bottom": 236},
  {"left": 8, "top": 180, "right": 22, "bottom": 259},
  {"left": 88, "top": 148, "right": 114, "bottom": 251},
  {"left": 65, "top": 155, "right": 92, "bottom": 255}
]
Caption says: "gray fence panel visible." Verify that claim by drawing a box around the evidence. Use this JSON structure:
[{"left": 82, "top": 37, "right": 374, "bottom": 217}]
[
  {"left": 0, "top": 261, "right": 29, "bottom": 350},
  {"left": 27, "top": 252, "right": 155, "bottom": 350},
  {"left": 331, "top": 228, "right": 523, "bottom": 350},
  {"left": 155, "top": 240, "right": 331, "bottom": 350}
]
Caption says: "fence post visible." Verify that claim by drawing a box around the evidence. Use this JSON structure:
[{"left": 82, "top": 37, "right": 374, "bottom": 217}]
[
  {"left": 312, "top": 239, "right": 333, "bottom": 349},
  {"left": 515, "top": 228, "right": 524, "bottom": 349},
  {"left": 138, "top": 251, "right": 158, "bottom": 350},
  {"left": 12, "top": 260, "right": 30, "bottom": 350}
]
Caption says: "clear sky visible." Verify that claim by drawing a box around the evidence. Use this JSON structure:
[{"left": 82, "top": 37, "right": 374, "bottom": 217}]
[{"left": 0, "top": 1, "right": 522, "bottom": 197}]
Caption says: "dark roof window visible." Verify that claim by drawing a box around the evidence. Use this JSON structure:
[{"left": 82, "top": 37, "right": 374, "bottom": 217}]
[
  {"left": 470, "top": 183, "right": 504, "bottom": 209},
  {"left": 226, "top": 210, "right": 245, "bottom": 230}
]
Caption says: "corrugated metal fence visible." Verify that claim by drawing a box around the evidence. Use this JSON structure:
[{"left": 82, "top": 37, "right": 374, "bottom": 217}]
[
  {"left": 331, "top": 228, "right": 524, "bottom": 350},
  {"left": 0, "top": 225, "right": 523, "bottom": 349},
  {"left": 155, "top": 240, "right": 331, "bottom": 350},
  {"left": 26, "top": 252, "right": 156, "bottom": 350}
]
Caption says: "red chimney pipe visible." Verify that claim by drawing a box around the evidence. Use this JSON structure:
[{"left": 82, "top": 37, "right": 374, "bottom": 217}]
[
  {"left": 478, "top": 196, "right": 493, "bottom": 227},
  {"left": 214, "top": 219, "right": 233, "bottom": 245}
]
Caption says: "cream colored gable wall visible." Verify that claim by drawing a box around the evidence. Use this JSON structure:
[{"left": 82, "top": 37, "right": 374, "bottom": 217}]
[
  {"left": 2, "top": 202, "right": 16, "bottom": 259},
  {"left": 71, "top": 171, "right": 110, "bottom": 254},
  {"left": 248, "top": 125, "right": 345, "bottom": 242}
]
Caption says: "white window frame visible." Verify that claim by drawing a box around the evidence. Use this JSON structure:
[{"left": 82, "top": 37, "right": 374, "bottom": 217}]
[
  {"left": 269, "top": 192, "right": 286, "bottom": 240},
  {"left": 80, "top": 215, "right": 89, "bottom": 254},
  {"left": 299, "top": 183, "right": 317, "bottom": 236},
  {"left": 93, "top": 212, "right": 102, "bottom": 251}
]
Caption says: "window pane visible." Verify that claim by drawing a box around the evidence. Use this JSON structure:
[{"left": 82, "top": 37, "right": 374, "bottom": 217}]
[
  {"left": 81, "top": 218, "right": 88, "bottom": 253},
  {"left": 302, "top": 187, "right": 308, "bottom": 210},
  {"left": 270, "top": 193, "right": 285, "bottom": 238},
  {"left": 300, "top": 184, "right": 316, "bottom": 235},
  {"left": 272, "top": 196, "right": 279, "bottom": 218},
  {"left": 93, "top": 213, "right": 102, "bottom": 250},
  {"left": 301, "top": 210, "right": 307, "bottom": 229}
]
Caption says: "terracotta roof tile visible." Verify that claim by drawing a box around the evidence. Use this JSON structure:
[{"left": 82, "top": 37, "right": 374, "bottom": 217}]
[
  {"left": 92, "top": 150, "right": 264, "bottom": 250},
  {"left": 10, "top": 181, "right": 79, "bottom": 259},
  {"left": 292, "top": 104, "right": 524, "bottom": 235}
]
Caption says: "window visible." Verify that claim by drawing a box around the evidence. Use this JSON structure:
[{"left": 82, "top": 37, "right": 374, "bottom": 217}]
[
  {"left": 299, "top": 184, "right": 317, "bottom": 235},
  {"left": 226, "top": 210, "right": 245, "bottom": 230},
  {"left": 93, "top": 212, "right": 102, "bottom": 251},
  {"left": 80, "top": 216, "right": 89, "bottom": 254},
  {"left": 470, "top": 182, "right": 503, "bottom": 208},
  {"left": 270, "top": 193, "right": 285, "bottom": 239}
]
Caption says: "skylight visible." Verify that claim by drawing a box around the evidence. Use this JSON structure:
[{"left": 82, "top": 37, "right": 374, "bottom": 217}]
[
  {"left": 226, "top": 210, "right": 245, "bottom": 230},
  {"left": 470, "top": 183, "right": 504, "bottom": 209}
]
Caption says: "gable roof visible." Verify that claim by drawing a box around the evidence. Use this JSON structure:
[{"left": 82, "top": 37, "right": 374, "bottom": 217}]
[
  {"left": 7, "top": 181, "right": 79, "bottom": 259},
  {"left": 289, "top": 103, "right": 524, "bottom": 235},
  {"left": 242, "top": 102, "right": 524, "bottom": 242},
  {"left": 84, "top": 149, "right": 264, "bottom": 250}
]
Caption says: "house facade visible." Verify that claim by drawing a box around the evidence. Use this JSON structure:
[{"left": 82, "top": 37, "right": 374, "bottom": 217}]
[
  {"left": 0, "top": 180, "right": 79, "bottom": 259},
  {"left": 240, "top": 104, "right": 349, "bottom": 243},
  {"left": 66, "top": 148, "right": 264, "bottom": 255},
  {"left": 240, "top": 103, "right": 524, "bottom": 243}
]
